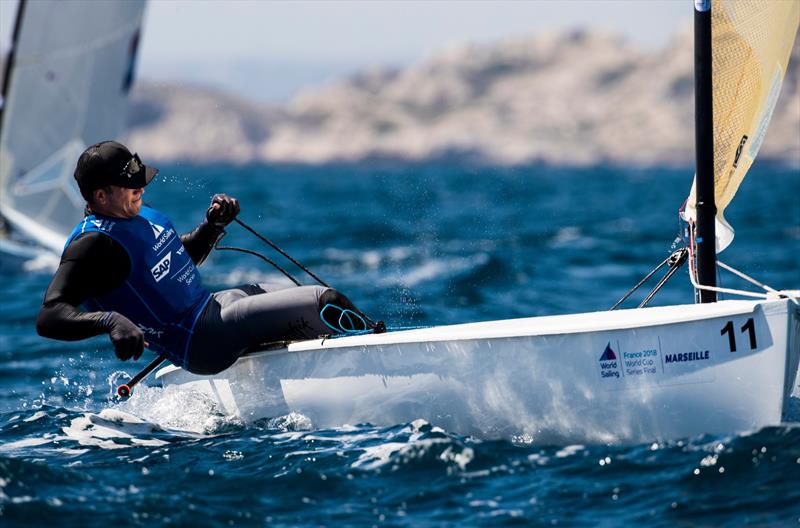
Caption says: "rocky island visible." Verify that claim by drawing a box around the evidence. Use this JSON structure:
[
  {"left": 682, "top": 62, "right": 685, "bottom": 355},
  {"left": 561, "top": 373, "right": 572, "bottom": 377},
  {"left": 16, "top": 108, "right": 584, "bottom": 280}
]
[{"left": 126, "top": 28, "right": 799, "bottom": 167}]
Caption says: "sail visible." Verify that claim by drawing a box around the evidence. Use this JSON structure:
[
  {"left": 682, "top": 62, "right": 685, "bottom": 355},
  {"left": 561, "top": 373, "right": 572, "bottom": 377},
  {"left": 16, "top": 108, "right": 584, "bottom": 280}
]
[
  {"left": 684, "top": 0, "right": 799, "bottom": 252},
  {"left": 0, "top": 0, "right": 146, "bottom": 253}
]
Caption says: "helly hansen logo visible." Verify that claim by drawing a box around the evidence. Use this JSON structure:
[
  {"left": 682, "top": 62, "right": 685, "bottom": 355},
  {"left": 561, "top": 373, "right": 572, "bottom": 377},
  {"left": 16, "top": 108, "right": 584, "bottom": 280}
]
[
  {"left": 151, "top": 252, "right": 171, "bottom": 282},
  {"left": 90, "top": 219, "right": 115, "bottom": 232},
  {"left": 137, "top": 324, "right": 164, "bottom": 339}
]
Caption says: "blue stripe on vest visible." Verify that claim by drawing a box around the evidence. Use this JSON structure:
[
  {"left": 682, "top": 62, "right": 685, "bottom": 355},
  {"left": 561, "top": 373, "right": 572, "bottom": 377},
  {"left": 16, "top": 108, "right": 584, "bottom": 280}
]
[{"left": 65, "top": 206, "right": 211, "bottom": 368}]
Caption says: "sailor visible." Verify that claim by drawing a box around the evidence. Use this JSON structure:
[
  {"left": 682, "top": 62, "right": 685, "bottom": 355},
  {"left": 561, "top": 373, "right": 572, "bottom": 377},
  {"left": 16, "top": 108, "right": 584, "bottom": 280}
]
[{"left": 36, "top": 141, "right": 374, "bottom": 374}]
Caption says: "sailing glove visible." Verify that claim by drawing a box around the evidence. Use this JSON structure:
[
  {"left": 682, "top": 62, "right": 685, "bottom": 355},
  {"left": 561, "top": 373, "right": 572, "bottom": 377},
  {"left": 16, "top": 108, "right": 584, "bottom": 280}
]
[
  {"left": 104, "top": 312, "right": 145, "bottom": 361},
  {"left": 206, "top": 194, "right": 240, "bottom": 228}
]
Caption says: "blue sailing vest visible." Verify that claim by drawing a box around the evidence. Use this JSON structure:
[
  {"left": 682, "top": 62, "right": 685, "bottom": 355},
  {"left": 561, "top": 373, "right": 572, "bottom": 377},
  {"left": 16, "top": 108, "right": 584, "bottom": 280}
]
[{"left": 65, "top": 206, "right": 211, "bottom": 368}]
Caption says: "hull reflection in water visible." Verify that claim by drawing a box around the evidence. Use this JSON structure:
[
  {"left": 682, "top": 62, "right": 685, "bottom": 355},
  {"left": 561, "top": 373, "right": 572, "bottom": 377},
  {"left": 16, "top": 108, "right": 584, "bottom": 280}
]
[{"left": 156, "top": 299, "right": 800, "bottom": 443}]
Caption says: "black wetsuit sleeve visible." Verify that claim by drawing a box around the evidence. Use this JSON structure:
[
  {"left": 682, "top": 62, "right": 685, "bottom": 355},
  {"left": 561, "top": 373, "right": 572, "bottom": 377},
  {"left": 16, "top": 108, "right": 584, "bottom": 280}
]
[
  {"left": 36, "top": 232, "right": 130, "bottom": 341},
  {"left": 180, "top": 221, "right": 224, "bottom": 266}
]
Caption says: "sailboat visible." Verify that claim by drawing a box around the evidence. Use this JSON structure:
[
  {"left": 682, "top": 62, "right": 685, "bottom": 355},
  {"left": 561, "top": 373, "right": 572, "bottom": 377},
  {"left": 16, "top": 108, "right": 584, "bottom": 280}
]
[
  {"left": 156, "top": 0, "right": 800, "bottom": 443},
  {"left": 0, "top": 0, "right": 147, "bottom": 271}
]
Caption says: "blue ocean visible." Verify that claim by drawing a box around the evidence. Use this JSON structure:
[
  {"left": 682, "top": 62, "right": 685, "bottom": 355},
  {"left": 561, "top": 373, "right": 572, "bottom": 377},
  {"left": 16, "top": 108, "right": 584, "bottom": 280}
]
[{"left": 1, "top": 163, "right": 798, "bottom": 526}]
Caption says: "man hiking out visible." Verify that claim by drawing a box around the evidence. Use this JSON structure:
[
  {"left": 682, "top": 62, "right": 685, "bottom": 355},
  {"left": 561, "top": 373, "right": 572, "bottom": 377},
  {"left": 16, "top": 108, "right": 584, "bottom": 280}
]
[{"left": 37, "top": 140, "right": 375, "bottom": 374}]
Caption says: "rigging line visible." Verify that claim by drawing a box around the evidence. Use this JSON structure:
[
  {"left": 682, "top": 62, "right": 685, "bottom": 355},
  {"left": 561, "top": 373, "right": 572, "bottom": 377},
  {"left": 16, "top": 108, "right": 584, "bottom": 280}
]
[
  {"left": 688, "top": 273, "right": 769, "bottom": 299},
  {"left": 215, "top": 245, "right": 301, "bottom": 286},
  {"left": 609, "top": 257, "right": 669, "bottom": 310},
  {"left": 321, "top": 324, "right": 430, "bottom": 339},
  {"left": 609, "top": 249, "right": 683, "bottom": 311},
  {"left": 234, "top": 218, "right": 330, "bottom": 288},
  {"left": 227, "top": 218, "right": 383, "bottom": 327},
  {"left": 688, "top": 221, "right": 744, "bottom": 301},
  {"left": 639, "top": 259, "right": 684, "bottom": 308},
  {"left": 717, "top": 260, "right": 781, "bottom": 295},
  {"left": 686, "top": 221, "right": 797, "bottom": 303}
]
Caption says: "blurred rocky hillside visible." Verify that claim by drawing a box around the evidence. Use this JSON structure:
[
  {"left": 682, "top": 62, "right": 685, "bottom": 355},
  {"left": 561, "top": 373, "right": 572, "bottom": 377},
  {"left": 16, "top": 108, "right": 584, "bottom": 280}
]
[{"left": 125, "top": 28, "right": 799, "bottom": 166}]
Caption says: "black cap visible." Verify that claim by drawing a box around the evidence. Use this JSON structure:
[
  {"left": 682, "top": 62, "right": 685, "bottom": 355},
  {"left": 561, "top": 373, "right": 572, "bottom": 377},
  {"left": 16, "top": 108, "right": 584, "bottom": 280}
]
[{"left": 74, "top": 141, "right": 158, "bottom": 200}]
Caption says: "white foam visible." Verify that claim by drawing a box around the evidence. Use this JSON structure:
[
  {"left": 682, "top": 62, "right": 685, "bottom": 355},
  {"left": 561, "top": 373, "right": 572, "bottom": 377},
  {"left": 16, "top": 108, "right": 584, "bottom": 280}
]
[
  {"left": 555, "top": 444, "right": 585, "bottom": 458},
  {"left": 351, "top": 441, "right": 412, "bottom": 470},
  {"left": 116, "top": 384, "right": 242, "bottom": 435},
  {"left": 350, "top": 420, "right": 467, "bottom": 471},
  {"left": 22, "top": 411, "right": 48, "bottom": 423},
  {"left": 60, "top": 410, "right": 169, "bottom": 450},
  {"left": 439, "top": 445, "right": 474, "bottom": 470},
  {"left": 393, "top": 254, "right": 488, "bottom": 287},
  {"left": 323, "top": 245, "right": 415, "bottom": 266},
  {"left": 266, "top": 412, "right": 313, "bottom": 432},
  {"left": 0, "top": 436, "right": 53, "bottom": 452},
  {"left": 549, "top": 225, "right": 600, "bottom": 250}
]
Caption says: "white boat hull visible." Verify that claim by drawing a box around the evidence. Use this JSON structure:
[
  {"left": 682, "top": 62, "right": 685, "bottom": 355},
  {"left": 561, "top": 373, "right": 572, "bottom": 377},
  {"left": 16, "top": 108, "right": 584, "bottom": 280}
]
[{"left": 156, "top": 299, "right": 800, "bottom": 443}]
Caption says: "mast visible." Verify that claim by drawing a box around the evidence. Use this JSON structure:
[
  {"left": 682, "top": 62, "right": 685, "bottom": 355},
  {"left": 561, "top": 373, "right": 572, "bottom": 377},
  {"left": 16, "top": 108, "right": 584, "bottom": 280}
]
[
  {"left": 0, "top": 0, "right": 27, "bottom": 155},
  {"left": 694, "top": 0, "right": 717, "bottom": 303}
]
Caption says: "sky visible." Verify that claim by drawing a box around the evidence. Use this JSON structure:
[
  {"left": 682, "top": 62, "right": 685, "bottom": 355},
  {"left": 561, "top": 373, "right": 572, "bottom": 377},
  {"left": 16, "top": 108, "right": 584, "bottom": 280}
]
[{"left": 0, "top": 0, "right": 691, "bottom": 102}]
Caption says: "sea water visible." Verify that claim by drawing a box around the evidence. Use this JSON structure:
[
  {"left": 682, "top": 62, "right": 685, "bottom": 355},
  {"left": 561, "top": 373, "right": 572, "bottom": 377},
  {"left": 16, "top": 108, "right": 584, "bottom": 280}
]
[{"left": 1, "top": 163, "right": 798, "bottom": 526}]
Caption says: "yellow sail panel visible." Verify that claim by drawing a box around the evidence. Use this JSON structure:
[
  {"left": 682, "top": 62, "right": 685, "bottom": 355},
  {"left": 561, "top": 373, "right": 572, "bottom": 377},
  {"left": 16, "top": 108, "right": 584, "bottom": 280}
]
[{"left": 685, "top": 0, "right": 799, "bottom": 252}]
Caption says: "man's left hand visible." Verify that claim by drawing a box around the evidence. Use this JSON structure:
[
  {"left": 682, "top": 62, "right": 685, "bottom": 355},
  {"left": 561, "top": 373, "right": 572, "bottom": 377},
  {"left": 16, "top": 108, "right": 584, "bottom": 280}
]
[{"left": 206, "top": 194, "right": 240, "bottom": 228}]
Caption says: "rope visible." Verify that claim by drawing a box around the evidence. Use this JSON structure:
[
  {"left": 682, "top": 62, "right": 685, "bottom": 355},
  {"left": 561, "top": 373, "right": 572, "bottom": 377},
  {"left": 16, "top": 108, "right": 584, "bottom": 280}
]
[
  {"left": 215, "top": 245, "right": 301, "bottom": 286},
  {"left": 609, "top": 254, "right": 673, "bottom": 310},
  {"left": 717, "top": 261, "right": 782, "bottom": 295},
  {"left": 321, "top": 324, "right": 430, "bottom": 339},
  {"left": 233, "top": 218, "right": 330, "bottom": 288},
  {"left": 216, "top": 216, "right": 386, "bottom": 328},
  {"left": 688, "top": 264, "right": 798, "bottom": 303},
  {"left": 685, "top": 218, "right": 798, "bottom": 305},
  {"left": 638, "top": 257, "right": 684, "bottom": 308},
  {"left": 610, "top": 248, "right": 688, "bottom": 310}
]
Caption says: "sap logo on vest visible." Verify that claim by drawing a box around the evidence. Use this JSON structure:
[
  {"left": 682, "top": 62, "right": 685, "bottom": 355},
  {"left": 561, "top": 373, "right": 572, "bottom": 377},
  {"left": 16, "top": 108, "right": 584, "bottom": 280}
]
[{"left": 151, "top": 252, "right": 171, "bottom": 282}]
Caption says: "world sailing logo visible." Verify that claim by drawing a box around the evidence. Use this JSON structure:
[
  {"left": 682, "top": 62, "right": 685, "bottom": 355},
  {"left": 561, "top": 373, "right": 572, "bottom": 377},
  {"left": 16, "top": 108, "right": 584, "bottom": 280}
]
[
  {"left": 149, "top": 221, "right": 164, "bottom": 238},
  {"left": 150, "top": 222, "right": 176, "bottom": 252},
  {"left": 599, "top": 343, "right": 617, "bottom": 361},
  {"left": 599, "top": 342, "right": 620, "bottom": 379}
]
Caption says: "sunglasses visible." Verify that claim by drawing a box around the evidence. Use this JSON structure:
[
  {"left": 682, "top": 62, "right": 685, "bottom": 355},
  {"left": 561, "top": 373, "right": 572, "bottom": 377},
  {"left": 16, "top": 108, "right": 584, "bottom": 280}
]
[{"left": 119, "top": 153, "right": 144, "bottom": 180}]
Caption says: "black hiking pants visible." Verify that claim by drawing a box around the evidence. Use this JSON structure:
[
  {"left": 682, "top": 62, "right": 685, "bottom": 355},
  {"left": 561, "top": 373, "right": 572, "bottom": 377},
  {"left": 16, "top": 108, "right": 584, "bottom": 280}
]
[{"left": 187, "top": 284, "right": 362, "bottom": 374}]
